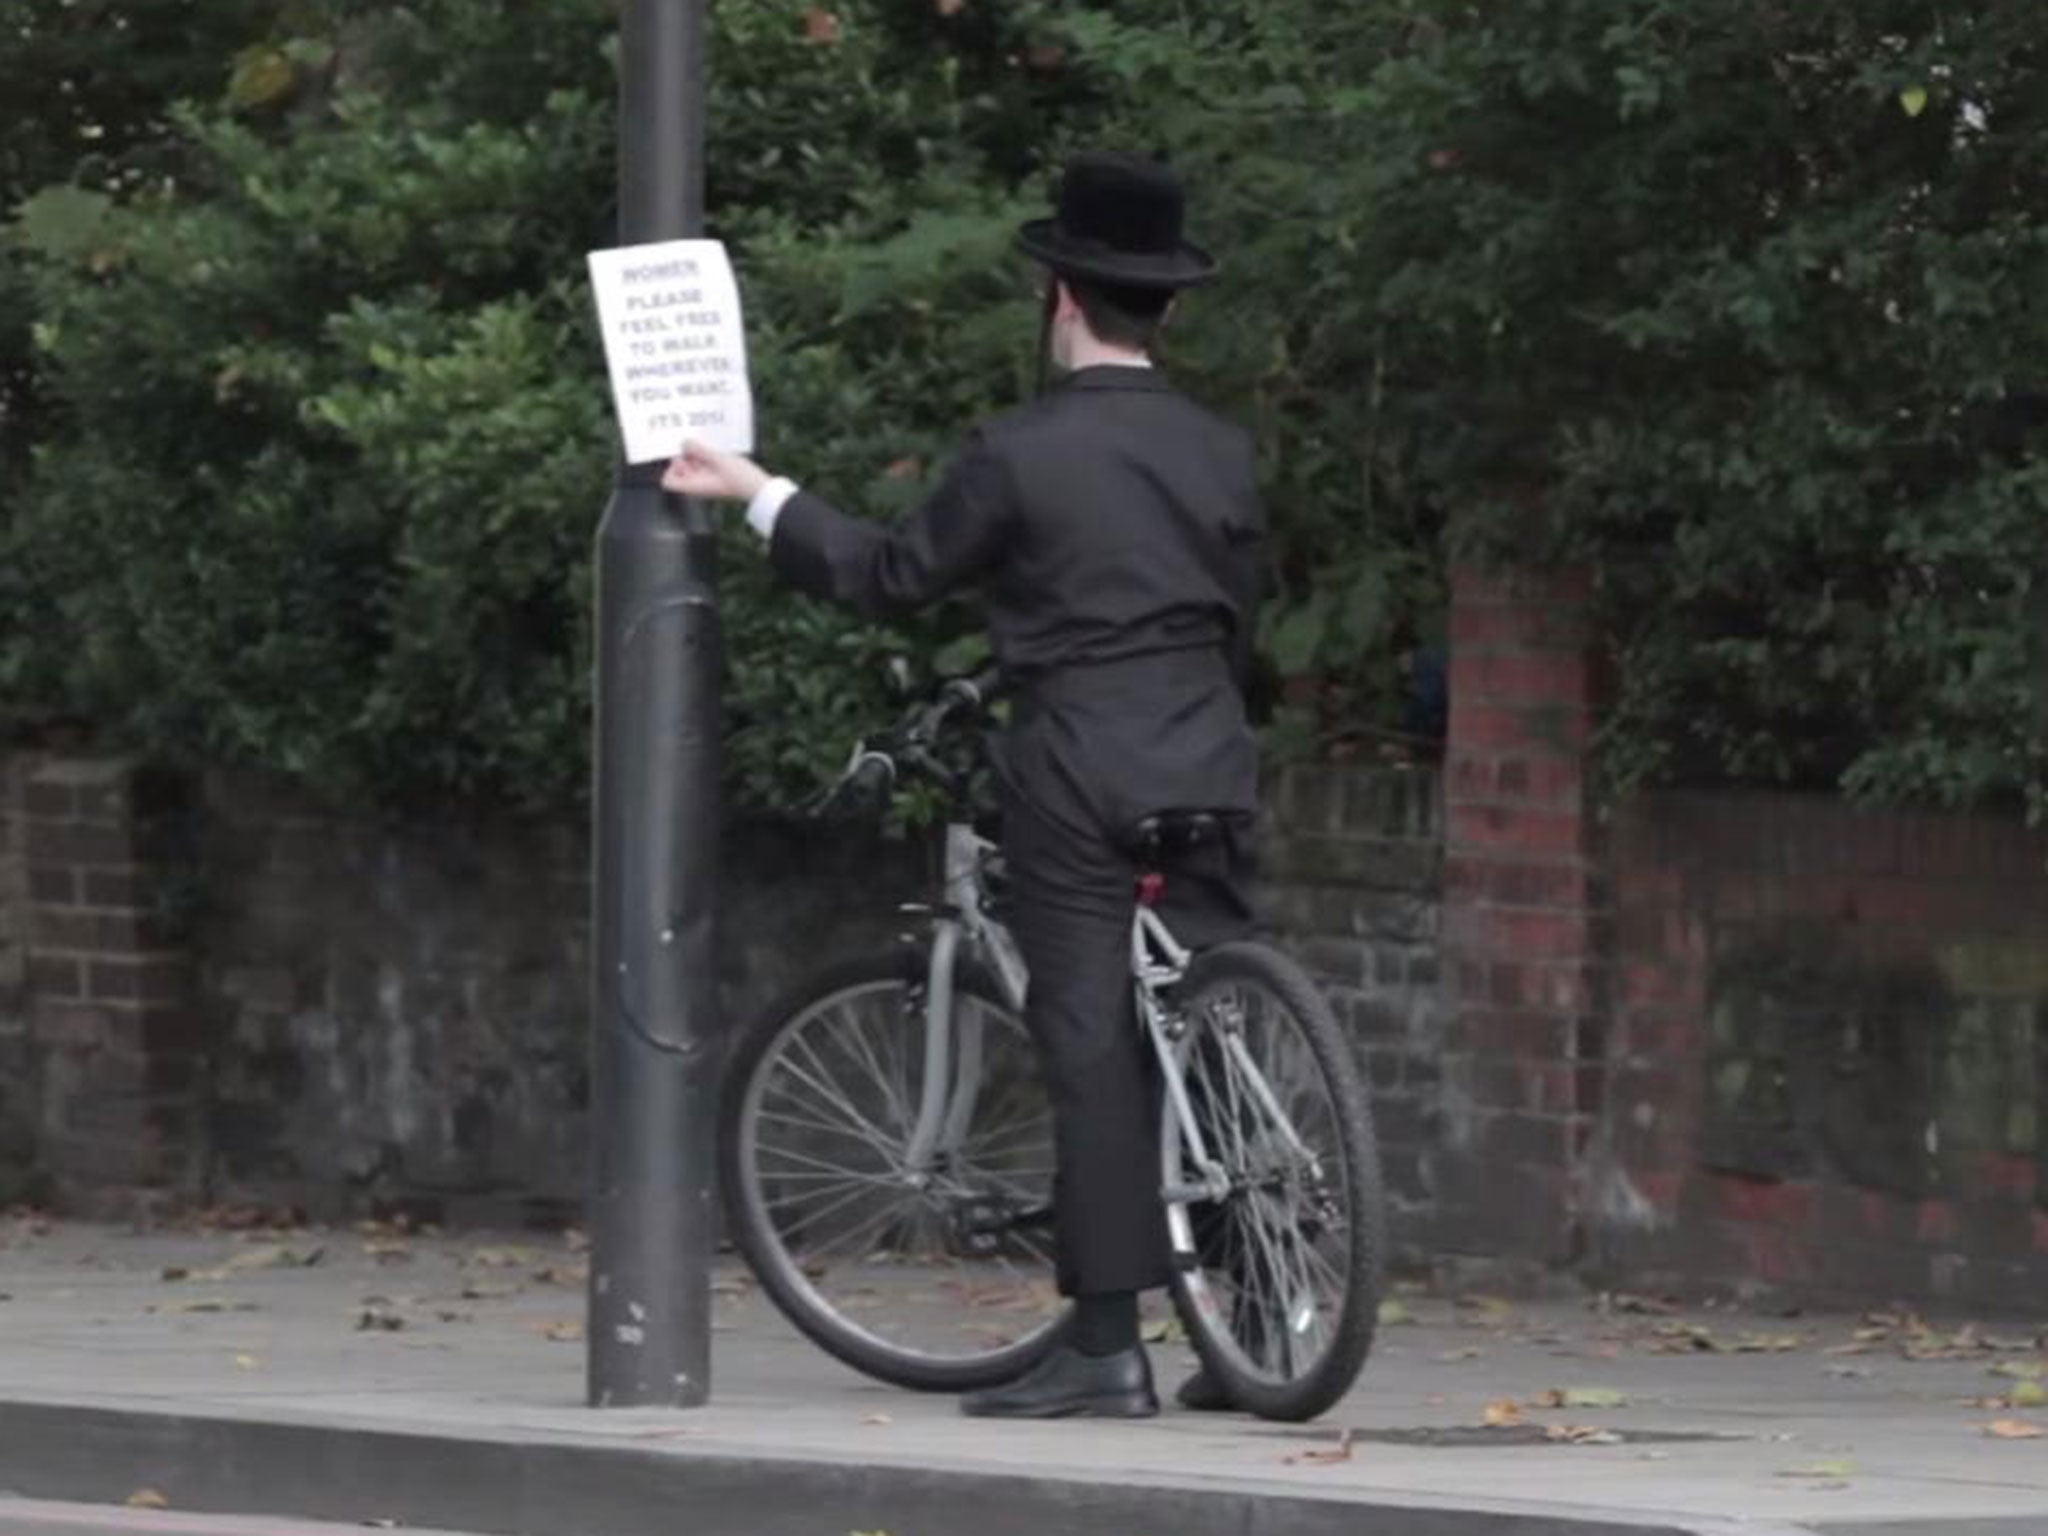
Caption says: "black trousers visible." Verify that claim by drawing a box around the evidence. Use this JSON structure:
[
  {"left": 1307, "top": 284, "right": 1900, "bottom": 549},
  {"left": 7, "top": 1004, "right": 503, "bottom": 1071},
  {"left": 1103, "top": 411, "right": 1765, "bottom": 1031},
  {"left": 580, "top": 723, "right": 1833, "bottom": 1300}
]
[{"left": 1000, "top": 781, "right": 1252, "bottom": 1298}]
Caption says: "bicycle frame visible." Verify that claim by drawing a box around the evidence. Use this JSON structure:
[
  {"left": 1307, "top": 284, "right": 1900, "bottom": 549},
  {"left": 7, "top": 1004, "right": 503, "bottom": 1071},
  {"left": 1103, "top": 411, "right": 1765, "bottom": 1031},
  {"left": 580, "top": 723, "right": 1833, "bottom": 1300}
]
[
  {"left": 901, "top": 822, "right": 1025, "bottom": 1175},
  {"left": 900, "top": 819, "right": 1316, "bottom": 1211}
]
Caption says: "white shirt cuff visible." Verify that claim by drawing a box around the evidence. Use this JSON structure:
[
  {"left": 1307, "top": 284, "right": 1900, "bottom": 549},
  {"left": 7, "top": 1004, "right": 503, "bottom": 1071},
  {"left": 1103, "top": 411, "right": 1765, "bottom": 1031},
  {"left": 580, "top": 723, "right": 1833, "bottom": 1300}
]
[{"left": 746, "top": 477, "right": 799, "bottom": 540}]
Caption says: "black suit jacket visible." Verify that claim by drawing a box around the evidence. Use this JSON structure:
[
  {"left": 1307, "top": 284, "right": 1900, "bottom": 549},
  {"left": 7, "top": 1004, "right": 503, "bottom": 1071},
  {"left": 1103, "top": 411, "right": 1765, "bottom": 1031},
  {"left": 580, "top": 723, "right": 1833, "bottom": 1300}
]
[{"left": 769, "top": 365, "right": 1264, "bottom": 839}]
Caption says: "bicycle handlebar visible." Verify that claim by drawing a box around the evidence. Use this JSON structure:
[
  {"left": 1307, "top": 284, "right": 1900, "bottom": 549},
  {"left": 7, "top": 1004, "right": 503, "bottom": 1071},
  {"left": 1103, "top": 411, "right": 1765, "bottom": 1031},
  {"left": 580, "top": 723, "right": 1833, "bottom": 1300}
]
[{"left": 808, "top": 666, "right": 1001, "bottom": 818}]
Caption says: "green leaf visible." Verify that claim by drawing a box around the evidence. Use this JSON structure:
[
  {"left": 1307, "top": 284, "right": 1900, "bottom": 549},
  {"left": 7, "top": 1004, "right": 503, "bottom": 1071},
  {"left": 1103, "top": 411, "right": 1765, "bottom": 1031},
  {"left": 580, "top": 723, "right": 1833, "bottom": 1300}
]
[
  {"left": 228, "top": 46, "right": 297, "bottom": 110},
  {"left": 10, "top": 186, "right": 113, "bottom": 259},
  {"left": 1899, "top": 85, "right": 1929, "bottom": 118},
  {"left": 932, "top": 631, "right": 991, "bottom": 678},
  {"left": 1268, "top": 594, "right": 1332, "bottom": 676}
]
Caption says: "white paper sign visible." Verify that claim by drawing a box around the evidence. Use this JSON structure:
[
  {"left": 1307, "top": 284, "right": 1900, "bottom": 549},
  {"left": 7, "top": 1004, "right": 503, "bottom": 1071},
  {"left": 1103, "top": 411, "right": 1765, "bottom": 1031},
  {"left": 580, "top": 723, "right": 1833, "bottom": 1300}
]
[{"left": 587, "top": 238, "right": 754, "bottom": 464}]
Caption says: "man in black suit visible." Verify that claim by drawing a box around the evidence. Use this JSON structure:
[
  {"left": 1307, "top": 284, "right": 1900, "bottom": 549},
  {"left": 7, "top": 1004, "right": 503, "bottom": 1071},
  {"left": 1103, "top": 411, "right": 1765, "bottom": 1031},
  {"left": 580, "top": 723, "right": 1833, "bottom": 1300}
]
[{"left": 664, "top": 152, "right": 1262, "bottom": 1418}]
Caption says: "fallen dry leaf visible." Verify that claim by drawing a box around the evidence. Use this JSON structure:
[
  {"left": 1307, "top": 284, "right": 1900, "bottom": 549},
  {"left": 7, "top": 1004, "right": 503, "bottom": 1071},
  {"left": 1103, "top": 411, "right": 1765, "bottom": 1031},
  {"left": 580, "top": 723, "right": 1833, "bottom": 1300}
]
[
  {"left": 233, "top": 1353, "right": 259, "bottom": 1371},
  {"left": 466, "top": 1246, "right": 540, "bottom": 1269},
  {"left": 541, "top": 1320, "right": 584, "bottom": 1343},
  {"left": 1732, "top": 1332, "right": 1804, "bottom": 1353},
  {"left": 1992, "top": 1360, "right": 2046, "bottom": 1380},
  {"left": 224, "top": 1243, "right": 315, "bottom": 1273},
  {"left": 862, "top": 1412, "right": 893, "bottom": 1425},
  {"left": 1457, "top": 1294, "right": 1514, "bottom": 1321},
  {"left": 1437, "top": 1347, "right": 1484, "bottom": 1363},
  {"left": 1988, "top": 1418, "right": 2045, "bottom": 1439},
  {"left": 564, "top": 1228, "right": 590, "bottom": 1254},
  {"left": 126, "top": 1490, "right": 169, "bottom": 1510},
  {"left": 1547, "top": 1424, "right": 1624, "bottom": 1445},
  {"left": 461, "top": 1279, "right": 521, "bottom": 1301},
  {"left": 936, "top": 0, "right": 965, "bottom": 13},
  {"left": 357, "top": 1301, "right": 406, "bottom": 1333},
  {"left": 1779, "top": 1460, "right": 1857, "bottom": 1479},
  {"left": 1536, "top": 1387, "right": 1628, "bottom": 1410},
  {"left": 1286, "top": 1427, "right": 1354, "bottom": 1466},
  {"left": 1601, "top": 1292, "right": 1678, "bottom": 1316},
  {"left": 1483, "top": 1398, "right": 1524, "bottom": 1427},
  {"left": 2010, "top": 1380, "right": 2048, "bottom": 1409},
  {"left": 1644, "top": 1322, "right": 1722, "bottom": 1354},
  {"left": 1376, "top": 1298, "right": 1414, "bottom": 1326},
  {"left": 1983, "top": 1334, "right": 2041, "bottom": 1354},
  {"left": 803, "top": 7, "right": 841, "bottom": 43}
]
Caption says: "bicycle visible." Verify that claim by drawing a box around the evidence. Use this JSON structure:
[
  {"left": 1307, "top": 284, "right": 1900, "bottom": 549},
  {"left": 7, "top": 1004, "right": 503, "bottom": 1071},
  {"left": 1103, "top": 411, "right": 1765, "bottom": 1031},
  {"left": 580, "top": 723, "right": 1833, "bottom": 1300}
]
[{"left": 718, "top": 671, "right": 1384, "bottom": 1422}]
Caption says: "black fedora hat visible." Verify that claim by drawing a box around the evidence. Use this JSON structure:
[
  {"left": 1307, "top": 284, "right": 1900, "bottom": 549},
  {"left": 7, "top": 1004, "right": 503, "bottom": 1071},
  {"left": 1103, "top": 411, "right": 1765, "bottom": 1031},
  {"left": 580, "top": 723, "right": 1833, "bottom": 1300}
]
[{"left": 1016, "top": 151, "right": 1218, "bottom": 290}]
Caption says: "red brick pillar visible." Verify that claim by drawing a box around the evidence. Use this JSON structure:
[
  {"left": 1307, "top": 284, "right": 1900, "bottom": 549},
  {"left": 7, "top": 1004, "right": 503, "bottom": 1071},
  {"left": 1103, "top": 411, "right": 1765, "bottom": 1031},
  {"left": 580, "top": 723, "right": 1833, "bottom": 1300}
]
[
  {"left": 1439, "top": 566, "right": 1603, "bottom": 1265},
  {"left": 23, "top": 759, "right": 206, "bottom": 1213}
]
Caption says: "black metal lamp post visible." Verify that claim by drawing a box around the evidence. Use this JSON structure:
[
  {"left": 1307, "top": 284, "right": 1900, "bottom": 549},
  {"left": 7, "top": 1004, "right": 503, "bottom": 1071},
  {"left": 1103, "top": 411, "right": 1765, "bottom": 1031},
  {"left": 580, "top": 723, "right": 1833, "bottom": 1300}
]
[{"left": 586, "top": 0, "right": 720, "bottom": 1410}]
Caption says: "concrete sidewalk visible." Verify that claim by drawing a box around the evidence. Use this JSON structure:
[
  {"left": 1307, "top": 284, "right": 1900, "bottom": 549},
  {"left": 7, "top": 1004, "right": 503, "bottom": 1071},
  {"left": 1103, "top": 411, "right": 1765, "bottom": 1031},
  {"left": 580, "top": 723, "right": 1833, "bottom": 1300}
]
[{"left": 0, "top": 1217, "right": 2044, "bottom": 1536}]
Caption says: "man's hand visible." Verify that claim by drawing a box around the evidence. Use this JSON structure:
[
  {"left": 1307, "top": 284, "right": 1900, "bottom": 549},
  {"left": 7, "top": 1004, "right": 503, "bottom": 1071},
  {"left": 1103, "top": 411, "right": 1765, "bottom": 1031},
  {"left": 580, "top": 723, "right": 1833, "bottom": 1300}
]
[{"left": 662, "top": 440, "right": 770, "bottom": 503}]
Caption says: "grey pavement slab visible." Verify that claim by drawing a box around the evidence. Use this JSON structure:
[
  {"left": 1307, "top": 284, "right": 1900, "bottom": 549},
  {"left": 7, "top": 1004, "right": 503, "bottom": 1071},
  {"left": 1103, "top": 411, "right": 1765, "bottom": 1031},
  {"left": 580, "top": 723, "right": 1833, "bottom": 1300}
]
[
  {"left": 0, "top": 1218, "right": 2045, "bottom": 1535},
  {"left": 0, "top": 1497, "right": 487, "bottom": 1536}
]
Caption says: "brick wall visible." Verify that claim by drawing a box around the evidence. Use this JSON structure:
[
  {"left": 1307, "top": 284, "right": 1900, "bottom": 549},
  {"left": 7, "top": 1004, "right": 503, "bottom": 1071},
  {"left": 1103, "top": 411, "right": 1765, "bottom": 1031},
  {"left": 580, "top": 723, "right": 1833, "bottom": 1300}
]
[
  {"left": 16, "top": 759, "right": 207, "bottom": 1215},
  {"left": 1260, "top": 763, "right": 1443, "bottom": 1265},
  {"left": 1432, "top": 561, "right": 2048, "bottom": 1310},
  {"left": 1436, "top": 567, "right": 1604, "bottom": 1265},
  {"left": 0, "top": 754, "right": 42, "bottom": 1200},
  {"left": 1597, "top": 792, "right": 2048, "bottom": 1310},
  {"left": 190, "top": 777, "right": 930, "bottom": 1225},
  {"left": 0, "top": 752, "right": 1446, "bottom": 1230}
]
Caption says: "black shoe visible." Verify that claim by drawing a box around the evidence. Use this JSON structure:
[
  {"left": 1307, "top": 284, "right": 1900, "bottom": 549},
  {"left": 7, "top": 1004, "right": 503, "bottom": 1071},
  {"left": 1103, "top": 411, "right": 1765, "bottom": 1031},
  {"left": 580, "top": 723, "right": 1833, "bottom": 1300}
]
[
  {"left": 960, "top": 1344, "right": 1159, "bottom": 1419},
  {"left": 1175, "top": 1367, "right": 1236, "bottom": 1412}
]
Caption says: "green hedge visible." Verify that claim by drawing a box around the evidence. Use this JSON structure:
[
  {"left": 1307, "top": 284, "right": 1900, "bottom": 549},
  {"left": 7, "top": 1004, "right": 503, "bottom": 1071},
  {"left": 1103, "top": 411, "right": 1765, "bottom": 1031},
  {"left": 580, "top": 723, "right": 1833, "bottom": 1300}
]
[{"left": 7, "top": 0, "right": 2045, "bottom": 816}]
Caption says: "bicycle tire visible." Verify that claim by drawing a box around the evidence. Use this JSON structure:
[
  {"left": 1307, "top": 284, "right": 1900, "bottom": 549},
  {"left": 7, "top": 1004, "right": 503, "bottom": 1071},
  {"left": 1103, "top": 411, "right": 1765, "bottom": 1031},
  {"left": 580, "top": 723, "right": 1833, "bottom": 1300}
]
[
  {"left": 720, "top": 950, "right": 1067, "bottom": 1393},
  {"left": 1161, "top": 941, "right": 1384, "bottom": 1422}
]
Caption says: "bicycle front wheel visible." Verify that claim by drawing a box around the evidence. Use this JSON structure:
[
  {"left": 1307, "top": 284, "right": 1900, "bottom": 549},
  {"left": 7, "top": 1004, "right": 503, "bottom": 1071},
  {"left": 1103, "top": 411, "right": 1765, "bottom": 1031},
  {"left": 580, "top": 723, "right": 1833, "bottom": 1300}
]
[
  {"left": 721, "top": 952, "right": 1065, "bottom": 1392},
  {"left": 1161, "top": 941, "right": 1384, "bottom": 1422}
]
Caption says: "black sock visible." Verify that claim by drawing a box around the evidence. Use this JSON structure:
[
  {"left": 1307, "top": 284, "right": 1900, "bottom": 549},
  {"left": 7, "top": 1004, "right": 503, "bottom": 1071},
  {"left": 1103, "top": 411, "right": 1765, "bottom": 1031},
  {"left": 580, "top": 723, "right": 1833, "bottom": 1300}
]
[{"left": 1070, "top": 1291, "right": 1139, "bottom": 1357}]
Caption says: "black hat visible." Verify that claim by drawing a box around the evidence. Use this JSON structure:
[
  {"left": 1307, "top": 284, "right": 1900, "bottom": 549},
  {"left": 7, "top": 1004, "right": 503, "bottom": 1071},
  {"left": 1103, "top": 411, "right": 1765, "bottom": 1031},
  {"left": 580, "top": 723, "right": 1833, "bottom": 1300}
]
[{"left": 1016, "top": 151, "right": 1218, "bottom": 290}]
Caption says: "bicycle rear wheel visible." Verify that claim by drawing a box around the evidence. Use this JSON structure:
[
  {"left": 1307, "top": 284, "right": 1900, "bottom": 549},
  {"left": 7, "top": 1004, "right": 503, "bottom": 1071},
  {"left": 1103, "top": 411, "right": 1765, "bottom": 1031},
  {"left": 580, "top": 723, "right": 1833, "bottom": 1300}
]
[
  {"left": 721, "top": 951, "right": 1065, "bottom": 1392},
  {"left": 1160, "top": 941, "right": 1383, "bottom": 1422}
]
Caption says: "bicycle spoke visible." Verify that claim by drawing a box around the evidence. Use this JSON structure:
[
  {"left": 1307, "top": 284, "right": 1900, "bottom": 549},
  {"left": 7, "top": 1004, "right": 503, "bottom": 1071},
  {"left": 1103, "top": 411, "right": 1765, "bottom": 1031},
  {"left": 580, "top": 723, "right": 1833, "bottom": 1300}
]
[
  {"left": 738, "top": 974, "right": 1060, "bottom": 1369},
  {"left": 774, "top": 1180, "right": 900, "bottom": 1244},
  {"left": 827, "top": 1000, "right": 917, "bottom": 1134},
  {"left": 805, "top": 1191, "right": 926, "bottom": 1264},
  {"left": 1159, "top": 954, "right": 1378, "bottom": 1404},
  {"left": 959, "top": 1115, "right": 1051, "bottom": 1155},
  {"left": 758, "top": 1149, "right": 893, "bottom": 1192},
  {"left": 772, "top": 1038, "right": 904, "bottom": 1164},
  {"left": 1241, "top": 1194, "right": 1311, "bottom": 1374},
  {"left": 754, "top": 1105, "right": 900, "bottom": 1155},
  {"left": 791, "top": 1023, "right": 900, "bottom": 1135}
]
